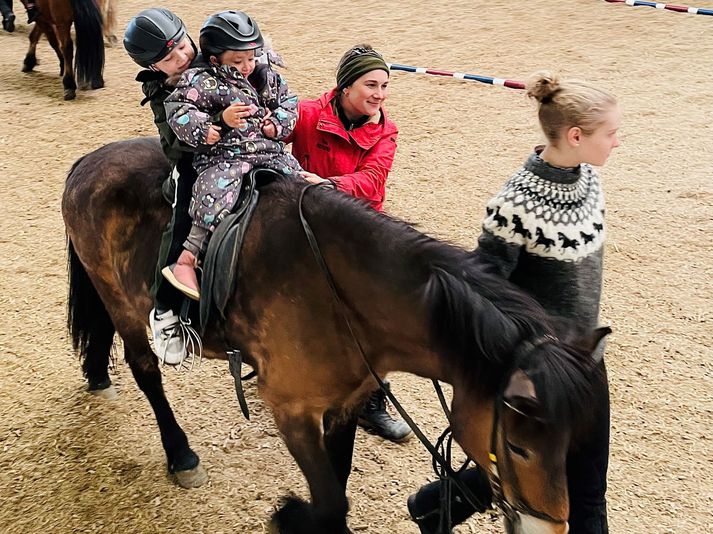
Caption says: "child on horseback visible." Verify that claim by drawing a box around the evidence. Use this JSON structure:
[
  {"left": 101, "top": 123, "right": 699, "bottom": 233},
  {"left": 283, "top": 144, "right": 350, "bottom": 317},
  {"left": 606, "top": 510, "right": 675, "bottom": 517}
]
[
  {"left": 162, "top": 10, "right": 301, "bottom": 300},
  {"left": 408, "top": 71, "right": 621, "bottom": 534},
  {"left": 124, "top": 8, "right": 205, "bottom": 366}
]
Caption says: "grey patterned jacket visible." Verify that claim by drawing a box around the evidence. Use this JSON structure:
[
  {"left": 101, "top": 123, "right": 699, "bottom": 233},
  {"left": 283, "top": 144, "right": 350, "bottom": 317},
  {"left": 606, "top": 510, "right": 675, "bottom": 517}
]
[{"left": 164, "top": 61, "right": 299, "bottom": 174}]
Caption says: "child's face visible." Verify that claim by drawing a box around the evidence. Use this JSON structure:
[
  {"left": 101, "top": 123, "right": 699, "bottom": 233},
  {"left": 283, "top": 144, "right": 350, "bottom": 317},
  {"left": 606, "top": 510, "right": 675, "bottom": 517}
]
[
  {"left": 576, "top": 106, "right": 622, "bottom": 167},
  {"left": 153, "top": 37, "right": 195, "bottom": 77},
  {"left": 214, "top": 50, "right": 257, "bottom": 78}
]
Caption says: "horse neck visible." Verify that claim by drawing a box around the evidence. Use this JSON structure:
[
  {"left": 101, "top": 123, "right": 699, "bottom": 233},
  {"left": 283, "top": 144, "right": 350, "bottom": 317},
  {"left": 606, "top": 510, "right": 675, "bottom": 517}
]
[{"left": 301, "top": 200, "right": 473, "bottom": 383}]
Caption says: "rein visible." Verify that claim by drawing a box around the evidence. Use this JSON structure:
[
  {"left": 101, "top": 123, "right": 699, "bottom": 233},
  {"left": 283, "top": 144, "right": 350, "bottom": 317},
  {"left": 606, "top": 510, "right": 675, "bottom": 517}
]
[{"left": 298, "top": 184, "right": 567, "bottom": 527}]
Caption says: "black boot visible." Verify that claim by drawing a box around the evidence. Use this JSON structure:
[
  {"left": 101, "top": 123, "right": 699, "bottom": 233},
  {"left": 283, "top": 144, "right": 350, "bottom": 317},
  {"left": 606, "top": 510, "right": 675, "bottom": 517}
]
[
  {"left": 407, "top": 467, "right": 493, "bottom": 534},
  {"left": 357, "top": 382, "right": 413, "bottom": 443},
  {"left": 2, "top": 12, "right": 15, "bottom": 32},
  {"left": 26, "top": 3, "right": 38, "bottom": 24}
]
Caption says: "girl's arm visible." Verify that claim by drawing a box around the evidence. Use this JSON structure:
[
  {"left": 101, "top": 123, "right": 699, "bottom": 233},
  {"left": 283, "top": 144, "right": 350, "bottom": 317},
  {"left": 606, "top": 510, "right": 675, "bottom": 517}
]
[{"left": 258, "top": 66, "right": 298, "bottom": 140}]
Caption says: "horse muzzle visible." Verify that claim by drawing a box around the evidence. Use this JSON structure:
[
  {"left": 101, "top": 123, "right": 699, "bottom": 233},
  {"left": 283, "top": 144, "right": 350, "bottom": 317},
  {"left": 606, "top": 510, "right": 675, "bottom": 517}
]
[{"left": 505, "top": 513, "right": 569, "bottom": 534}]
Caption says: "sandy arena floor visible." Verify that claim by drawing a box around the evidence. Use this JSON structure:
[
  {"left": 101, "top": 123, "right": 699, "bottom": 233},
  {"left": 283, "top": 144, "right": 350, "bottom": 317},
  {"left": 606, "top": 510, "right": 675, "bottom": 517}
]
[{"left": 0, "top": 1, "right": 711, "bottom": 532}]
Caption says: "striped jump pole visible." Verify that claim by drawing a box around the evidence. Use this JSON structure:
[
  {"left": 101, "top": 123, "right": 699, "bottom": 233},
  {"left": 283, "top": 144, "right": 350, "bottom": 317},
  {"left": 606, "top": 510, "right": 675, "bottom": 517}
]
[
  {"left": 603, "top": 0, "right": 713, "bottom": 16},
  {"left": 387, "top": 63, "right": 525, "bottom": 90}
]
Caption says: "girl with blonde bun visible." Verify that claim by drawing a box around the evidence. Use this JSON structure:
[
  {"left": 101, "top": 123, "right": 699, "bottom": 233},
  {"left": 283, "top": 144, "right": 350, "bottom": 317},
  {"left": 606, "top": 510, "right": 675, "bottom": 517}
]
[{"left": 408, "top": 71, "right": 621, "bottom": 534}]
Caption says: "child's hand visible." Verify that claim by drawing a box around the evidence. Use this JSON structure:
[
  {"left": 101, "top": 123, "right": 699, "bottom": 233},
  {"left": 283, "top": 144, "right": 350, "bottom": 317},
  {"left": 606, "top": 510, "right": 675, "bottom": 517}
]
[
  {"left": 206, "top": 125, "right": 221, "bottom": 145},
  {"left": 261, "top": 109, "right": 277, "bottom": 138},
  {"left": 261, "top": 120, "right": 277, "bottom": 139},
  {"left": 223, "top": 103, "right": 252, "bottom": 129}
]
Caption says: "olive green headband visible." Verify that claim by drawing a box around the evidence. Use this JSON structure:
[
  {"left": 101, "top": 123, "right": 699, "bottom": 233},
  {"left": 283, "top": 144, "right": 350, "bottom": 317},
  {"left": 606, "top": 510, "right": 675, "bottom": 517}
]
[{"left": 336, "top": 50, "right": 389, "bottom": 90}]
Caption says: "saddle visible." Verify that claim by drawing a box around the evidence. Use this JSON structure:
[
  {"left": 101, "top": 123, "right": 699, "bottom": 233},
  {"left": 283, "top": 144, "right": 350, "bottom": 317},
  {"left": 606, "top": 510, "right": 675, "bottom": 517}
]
[{"left": 198, "top": 167, "right": 282, "bottom": 333}]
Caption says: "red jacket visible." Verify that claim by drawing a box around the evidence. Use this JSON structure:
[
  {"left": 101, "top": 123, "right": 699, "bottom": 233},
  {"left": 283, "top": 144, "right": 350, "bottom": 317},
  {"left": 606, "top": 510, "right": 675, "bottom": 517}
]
[{"left": 289, "top": 88, "right": 398, "bottom": 211}]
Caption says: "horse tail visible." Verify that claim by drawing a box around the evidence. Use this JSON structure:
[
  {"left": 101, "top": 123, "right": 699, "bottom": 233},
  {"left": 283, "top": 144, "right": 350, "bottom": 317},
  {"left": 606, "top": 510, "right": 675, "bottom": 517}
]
[
  {"left": 70, "top": 0, "right": 105, "bottom": 88},
  {"left": 67, "top": 237, "right": 115, "bottom": 376}
]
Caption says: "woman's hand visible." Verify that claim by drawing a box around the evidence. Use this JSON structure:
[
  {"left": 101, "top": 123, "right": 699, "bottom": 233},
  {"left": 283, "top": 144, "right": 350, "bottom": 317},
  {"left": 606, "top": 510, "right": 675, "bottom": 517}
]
[
  {"left": 300, "top": 171, "right": 333, "bottom": 187},
  {"left": 206, "top": 125, "right": 221, "bottom": 145},
  {"left": 222, "top": 103, "right": 252, "bottom": 129}
]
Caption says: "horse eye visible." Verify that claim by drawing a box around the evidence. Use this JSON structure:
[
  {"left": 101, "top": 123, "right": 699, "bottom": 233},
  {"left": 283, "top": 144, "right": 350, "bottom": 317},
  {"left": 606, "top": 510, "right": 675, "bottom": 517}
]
[{"left": 506, "top": 441, "right": 530, "bottom": 460}]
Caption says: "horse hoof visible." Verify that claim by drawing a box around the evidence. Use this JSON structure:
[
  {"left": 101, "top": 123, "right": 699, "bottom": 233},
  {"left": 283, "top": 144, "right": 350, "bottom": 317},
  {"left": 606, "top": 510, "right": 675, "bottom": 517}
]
[
  {"left": 91, "top": 79, "right": 104, "bottom": 90},
  {"left": 22, "top": 55, "right": 37, "bottom": 72},
  {"left": 89, "top": 384, "right": 118, "bottom": 400},
  {"left": 173, "top": 462, "right": 208, "bottom": 488},
  {"left": 64, "top": 89, "right": 76, "bottom": 101}
]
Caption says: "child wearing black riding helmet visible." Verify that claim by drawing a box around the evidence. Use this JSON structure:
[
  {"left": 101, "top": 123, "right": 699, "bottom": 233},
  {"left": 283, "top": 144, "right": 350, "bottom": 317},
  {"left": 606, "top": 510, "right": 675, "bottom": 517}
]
[
  {"left": 161, "top": 10, "right": 301, "bottom": 301},
  {"left": 123, "top": 7, "right": 206, "bottom": 367}
]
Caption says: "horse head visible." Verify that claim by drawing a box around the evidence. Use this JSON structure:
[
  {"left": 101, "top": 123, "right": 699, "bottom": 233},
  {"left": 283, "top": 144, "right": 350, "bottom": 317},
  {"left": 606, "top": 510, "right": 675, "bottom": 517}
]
[
  {"left": 429, "top": 263, "right": 610, "bottom": 533},
  {"left": 483, "top": 326, "right": 610, "bottom": 533}
]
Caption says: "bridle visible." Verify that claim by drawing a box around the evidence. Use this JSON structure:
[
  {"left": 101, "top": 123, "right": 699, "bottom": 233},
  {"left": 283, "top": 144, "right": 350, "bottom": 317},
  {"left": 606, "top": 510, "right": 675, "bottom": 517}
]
[
  {"left": 298, "top": 184, "right": 568, "bottom": 529},
  {"left": 488, "top": 336, "right": 568, "bottom": 529}
]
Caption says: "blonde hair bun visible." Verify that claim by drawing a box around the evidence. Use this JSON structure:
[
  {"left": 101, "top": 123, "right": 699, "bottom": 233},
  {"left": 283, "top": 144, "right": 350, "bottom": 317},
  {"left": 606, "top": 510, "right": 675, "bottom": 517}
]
[{"left": 526, "top": 71, "right": 561, "bottom": 103}]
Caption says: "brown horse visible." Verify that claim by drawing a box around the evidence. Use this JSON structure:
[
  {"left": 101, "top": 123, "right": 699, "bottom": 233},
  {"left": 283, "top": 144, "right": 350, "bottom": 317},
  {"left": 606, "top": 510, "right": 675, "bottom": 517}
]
[
  {"left": 62, "top": 137, "right": 609, "bottom": 534},
  {"left": 22, "top": 0, "right": 104, "bottom": 100}
]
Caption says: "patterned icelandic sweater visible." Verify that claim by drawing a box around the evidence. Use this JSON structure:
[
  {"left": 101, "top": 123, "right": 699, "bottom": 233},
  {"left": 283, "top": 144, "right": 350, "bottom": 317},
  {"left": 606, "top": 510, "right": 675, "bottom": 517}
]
[{"left": 473, "top": 153, "right": 606, "bottom": 334}]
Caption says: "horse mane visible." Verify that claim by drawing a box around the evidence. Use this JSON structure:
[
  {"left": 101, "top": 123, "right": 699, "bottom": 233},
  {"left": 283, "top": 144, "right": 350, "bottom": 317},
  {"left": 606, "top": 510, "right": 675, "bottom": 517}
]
[{"left": 264, "top": 179, "right": 599, "bottom": 427}]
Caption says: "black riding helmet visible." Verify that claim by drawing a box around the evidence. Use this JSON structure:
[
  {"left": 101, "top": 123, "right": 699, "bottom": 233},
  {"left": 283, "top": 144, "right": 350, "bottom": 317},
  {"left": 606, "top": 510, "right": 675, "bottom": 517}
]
[
  {"left": 124, "top": 8, "right": 187, "bottom": 68},
  {"left": 200, "top": 10, "right": 263, "bottom": 59}
]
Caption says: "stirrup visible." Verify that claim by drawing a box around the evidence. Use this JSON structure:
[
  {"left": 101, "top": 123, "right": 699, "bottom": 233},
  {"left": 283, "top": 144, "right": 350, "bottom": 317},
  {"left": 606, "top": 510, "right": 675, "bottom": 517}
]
[{"left": 162, "top": 264, "right": 200, "bottom": 301}]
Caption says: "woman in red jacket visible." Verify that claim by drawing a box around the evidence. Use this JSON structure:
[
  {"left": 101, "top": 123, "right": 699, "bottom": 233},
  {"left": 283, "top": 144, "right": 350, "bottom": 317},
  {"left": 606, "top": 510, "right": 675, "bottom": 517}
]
[
  {"left": 291, "top": 44, "right": 398, "bottom": 212},
  {"left": 289, "top": 44, "right": 410, "bottom": 443}
]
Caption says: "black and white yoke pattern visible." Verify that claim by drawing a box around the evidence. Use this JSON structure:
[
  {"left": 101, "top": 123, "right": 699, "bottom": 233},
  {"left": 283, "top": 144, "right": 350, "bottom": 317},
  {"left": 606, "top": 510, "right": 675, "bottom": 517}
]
[{"left": 483, "top": 155, "right": 605, "bottom": 261}]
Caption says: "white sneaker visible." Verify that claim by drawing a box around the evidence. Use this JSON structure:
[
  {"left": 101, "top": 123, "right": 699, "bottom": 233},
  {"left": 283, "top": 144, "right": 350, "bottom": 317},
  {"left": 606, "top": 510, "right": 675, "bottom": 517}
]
[{"left": 149, "top": 308, "right": 187, "bottom": 366}]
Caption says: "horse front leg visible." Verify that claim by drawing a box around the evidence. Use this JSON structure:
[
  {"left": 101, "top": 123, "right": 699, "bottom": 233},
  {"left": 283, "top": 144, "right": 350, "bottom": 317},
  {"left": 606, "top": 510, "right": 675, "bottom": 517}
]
[
  {"left": 270, "top": 410, "right": 351, "bottom": 534},
  {"left": 22, "top": 22, "right": 44, "bottom": 72},
  {"left": 323, "top": 409, "right": 357, "bottom": 489},
  {"left": 121, "top": 330, "right": 207, "bottom": 489}
]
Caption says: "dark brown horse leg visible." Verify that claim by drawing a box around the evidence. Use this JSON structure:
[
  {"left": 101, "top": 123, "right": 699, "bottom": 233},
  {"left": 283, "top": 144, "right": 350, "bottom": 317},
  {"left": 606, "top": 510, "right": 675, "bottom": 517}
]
[
  {"left": 43, "top": 22, "right": 64, "bottom": 75},
  {"left": 22, "top": 22, "right": 43, "bottom": 72},
  {"left": 323, "top": 409, "right": 357, "bottom": 490},
  {"left": 270, "top": 412, "right": 351, "bottom": 534},
  {"left": 122, "top": 330, "right": 207, "bottom": 488},
  {"left": 67, "top": 240, "right": 117, "bottom": 398},
  {"left": 54, "top": 23, "right": 76, "bottom": 100}
]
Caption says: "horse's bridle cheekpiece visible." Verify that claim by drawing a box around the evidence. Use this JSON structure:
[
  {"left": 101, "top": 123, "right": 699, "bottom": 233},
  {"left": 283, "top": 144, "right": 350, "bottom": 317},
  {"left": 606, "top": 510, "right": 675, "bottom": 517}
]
[
  {"left": 488, "top": 335, "right": 568, "bottom": 528},
  {"left": 298, "top": 184, "right": 568, "bottom": 529}
]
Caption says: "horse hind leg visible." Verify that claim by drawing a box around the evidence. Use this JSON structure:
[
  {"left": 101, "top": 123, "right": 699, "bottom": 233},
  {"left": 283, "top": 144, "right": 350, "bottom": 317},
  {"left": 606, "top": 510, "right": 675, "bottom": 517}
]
[
  {"left": 67, "top": 239, "right": 205, "bottom": 488},
  {"left": 67, "top": 239, "right": 117, "bottom": 399},
  {"left": 270, "top": 410, "right": 351, "bottom": 534},
  {"left": 43, "top": 23, "right": 64, "bottom": 76},
  {"left": 121, "top": 327, "right": 207, "bottom": 488},
  {"left": 101, "top": 0, "right": 118, "bottom": 47},
  {"left": 54, "top": 23, "right": 76, "bottom": 99}
]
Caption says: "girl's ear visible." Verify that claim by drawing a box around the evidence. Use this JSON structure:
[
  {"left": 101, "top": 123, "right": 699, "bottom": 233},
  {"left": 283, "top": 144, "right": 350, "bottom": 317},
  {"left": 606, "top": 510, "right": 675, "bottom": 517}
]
[
  {"left": 209, "top": 55, "right": 219, "bottom": 65},
  {"left": 566, "top": 126, "right": 582, "bottom": 147}
]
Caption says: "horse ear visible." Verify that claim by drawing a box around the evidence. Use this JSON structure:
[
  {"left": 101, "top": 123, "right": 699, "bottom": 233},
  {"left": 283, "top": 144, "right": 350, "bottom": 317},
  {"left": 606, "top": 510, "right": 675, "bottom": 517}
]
[
  {"left": 580, "top": 326, "right": 612, "bottom": 364},
  {"left": 504, "top": 369, "right": 537, "bottom": 401}
]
